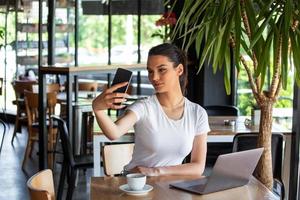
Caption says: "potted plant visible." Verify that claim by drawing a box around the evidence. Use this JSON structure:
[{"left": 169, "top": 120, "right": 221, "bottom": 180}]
[{"left": 172, "top": 0, "right": 300, "bottom": 189}]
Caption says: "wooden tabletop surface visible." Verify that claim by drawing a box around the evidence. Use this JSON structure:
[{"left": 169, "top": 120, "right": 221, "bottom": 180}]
[
  {"left": 40, "top": 63, "right": 146, "bottom": 73},
  {"left": 90, "top": 175, "right": 278, "bottom": 200}
]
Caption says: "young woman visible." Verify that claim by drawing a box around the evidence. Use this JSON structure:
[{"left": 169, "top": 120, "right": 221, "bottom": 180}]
[{"left": 92, "top": 43, "right": 210, "bottom": 176}]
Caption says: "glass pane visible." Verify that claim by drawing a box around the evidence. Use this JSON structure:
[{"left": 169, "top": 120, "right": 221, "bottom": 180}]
[
  {"left": 111, "top": 15, "right": 138, "bottom": 64},
  {"left": 77, "top": 15, "right": 108, "bottom": 65},
  {"left": 236, "top": 57, "right": 293, "bottom": 130},
  {"left": 0, "top": 12, "right": 17, "bottom": 113},
  {"left": 141, "top": 15, "right": 163, "bottom": 63}
]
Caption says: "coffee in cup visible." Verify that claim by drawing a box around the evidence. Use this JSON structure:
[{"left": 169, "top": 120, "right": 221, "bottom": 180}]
[{"left": 126, "top": 173, "right": 146, "bottom": 191}]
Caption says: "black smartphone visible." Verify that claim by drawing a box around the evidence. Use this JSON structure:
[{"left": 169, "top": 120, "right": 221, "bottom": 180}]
[{"left": 111, "top": 68, "right": 133, "bottom": 93}]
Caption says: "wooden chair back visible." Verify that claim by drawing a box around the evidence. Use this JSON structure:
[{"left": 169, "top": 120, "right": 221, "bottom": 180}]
[
  {"left": 24, "top": 91, "right": 57, "bottom": 126},
  {"left": 47, "top": 83, "right": 61, "bottom": 93},
  {"left": 13, "top": 80, "right": 36, "bottom": 99},
  {"left": 204, "top": 105, "right": 239, "bottom": 116},
  {"left": 79, "top": 82, "right": 98, "bottom": 91},
  {"left": 31, "top": 83, "right": 61, "bottom": 93},
  {"left": 27, "top": 169, "right": 55, "bottom": 200},
  {"left": 102, "top": 143, "right": 134, "bottom": 176}
]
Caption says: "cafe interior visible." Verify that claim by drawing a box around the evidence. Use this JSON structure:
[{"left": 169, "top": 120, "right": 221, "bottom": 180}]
[{"left": 0, "top": 0, "right": 300, "bottom": 199}]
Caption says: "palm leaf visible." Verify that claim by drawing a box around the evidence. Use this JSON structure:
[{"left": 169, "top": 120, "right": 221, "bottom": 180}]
[
  {"left": 224, "top": 46, "right": 231, "bottom": 95},
  {"left": 250, "top": 8, "right": 277, "bottom": 49},
  {"left": 234, "top": 1, "right": 241, "bottom": 72},
  {"left": 290, "top": 31, "right": 300, "bottom": 87}
]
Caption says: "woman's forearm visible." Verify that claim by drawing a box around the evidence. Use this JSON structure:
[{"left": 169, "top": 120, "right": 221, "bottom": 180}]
[
  {"left": 94, "top": 109, "right": 137, "bottom": 140},
  {"left": 94, "top": 110, "right": 123, "bottom": 140},
  {"left": 135, "top": 162, "right": 205, "bottom": 177},
  {"left": 157, "top": 162, "right": 205, "bottom": 176}
]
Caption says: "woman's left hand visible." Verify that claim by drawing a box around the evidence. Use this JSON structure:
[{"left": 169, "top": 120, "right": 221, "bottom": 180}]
[{"left": 132, "top": 166, "right": 160, "bottom": 176}]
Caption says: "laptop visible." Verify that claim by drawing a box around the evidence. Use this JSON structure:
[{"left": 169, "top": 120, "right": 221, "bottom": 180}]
[{"left": 170, "top": 148, "right": 263, "bottom": 194}]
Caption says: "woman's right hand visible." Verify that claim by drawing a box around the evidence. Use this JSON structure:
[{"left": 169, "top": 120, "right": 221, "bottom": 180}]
[{"left": 92, "top": 82, "right": 129, "bottom": 111}]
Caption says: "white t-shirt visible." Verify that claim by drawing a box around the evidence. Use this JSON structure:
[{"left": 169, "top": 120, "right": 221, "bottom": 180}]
[{"left": 124, "top": 95, "right": 210, "bottom": 170}]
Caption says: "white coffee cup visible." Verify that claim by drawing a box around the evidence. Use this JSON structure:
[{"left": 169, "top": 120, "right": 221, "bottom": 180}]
[{"left": 126, "top": 173, "right": 146, "bottom": 191}]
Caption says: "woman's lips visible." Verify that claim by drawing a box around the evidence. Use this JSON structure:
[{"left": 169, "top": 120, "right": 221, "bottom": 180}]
[{"left": 154, "top": 83, "right": 163, "bottom": 88}]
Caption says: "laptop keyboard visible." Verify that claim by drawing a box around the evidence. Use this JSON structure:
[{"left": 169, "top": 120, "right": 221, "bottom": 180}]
[
  {"left": 186, "top": 177, "right": 208, "bottom": 191},
  {"left": 187, "top": 177, "right": 208, "bottom": 186}
]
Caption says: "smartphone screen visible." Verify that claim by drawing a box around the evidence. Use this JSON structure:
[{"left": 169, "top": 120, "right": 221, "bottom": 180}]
[{"left": 111, "top": 68, "right": 133, "bottom": 93}]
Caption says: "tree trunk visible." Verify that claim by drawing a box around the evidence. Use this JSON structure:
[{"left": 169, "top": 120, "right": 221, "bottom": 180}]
[{"left": 255, "top": 101, "right": 274, "bottom": 190}]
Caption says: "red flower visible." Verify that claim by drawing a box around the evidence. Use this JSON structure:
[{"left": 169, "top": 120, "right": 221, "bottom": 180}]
[{"left": 155, "top": 12, "right": 177, "bottom": 27}]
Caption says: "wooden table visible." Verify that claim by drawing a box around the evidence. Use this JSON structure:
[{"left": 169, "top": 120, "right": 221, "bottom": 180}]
[{"left": 90, "top": 176, "right": 279, "bottom": 200}]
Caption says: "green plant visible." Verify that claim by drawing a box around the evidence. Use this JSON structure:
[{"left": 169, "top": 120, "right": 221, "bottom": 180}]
[
  {"left": 173, "top": 0, "right": 300, "bottom": 189},
  {"left": 0, "top": 26, "right": 4, "bottom": 49}
]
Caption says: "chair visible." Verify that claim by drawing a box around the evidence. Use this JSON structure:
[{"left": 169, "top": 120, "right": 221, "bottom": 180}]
[
  {"left": 102, "top": 143, "right": 134, "bottom": 176},
  {"left": 47, "top": 83, "right": 61, "bottom": 93},
  {"left": 52, "top": 116, "right": 93, "bottom": 200},
  {"left": 78, "top": 82, "right": 98, "bottom": 91},
  {"left": 22, "top": 91, "right": 58, "bottom": 170},
  {"left": 32, "top": 83, "right": 61, "bottom": 93},
  {"left": 27, "top": 169, "right": 55, "bottom": 200},
  {"left": 232, "top": 133, "right": 284, "bottom": 199},
  {"left": 204, "top": 105, "right": 239, "bottom": 116},
  {"left": 11, "top": 80, "right": 37, "bottom": 144},
  {"left": 0, "top": 119, "right": 6, "bottom": 154}
]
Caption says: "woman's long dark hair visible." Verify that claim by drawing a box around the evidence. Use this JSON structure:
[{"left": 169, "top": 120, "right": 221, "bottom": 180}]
[{"left": 148, "top": 43, "right": 188, "bottom": 95}]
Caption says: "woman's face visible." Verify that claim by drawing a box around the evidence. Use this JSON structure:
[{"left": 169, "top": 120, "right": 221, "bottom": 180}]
[{"left": 147, "top": 55, "right": 183, "bottom": 93}]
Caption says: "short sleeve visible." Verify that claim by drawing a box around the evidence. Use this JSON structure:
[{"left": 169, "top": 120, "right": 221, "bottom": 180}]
[
  {"left": 126, "top": 99, "right": 146, "bottom": 121},
  {"left": 195, "top": 108, "right": 211, "bottom": 135}
]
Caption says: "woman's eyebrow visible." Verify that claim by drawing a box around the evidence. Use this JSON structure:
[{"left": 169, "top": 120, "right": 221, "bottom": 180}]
[
  {"left": 157, "top": 64, "right": 167, "bottom": 68},
  {"left": 147, "top": 64, "right": 167, "bottom": 70}
]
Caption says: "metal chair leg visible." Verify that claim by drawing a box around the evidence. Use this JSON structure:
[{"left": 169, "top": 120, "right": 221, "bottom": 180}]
[
  {"left": 57, "top": 162, "right": 68, "bottom": 200},
  {"left": 66, "top": 168, "right": 76, "bottom": 200},
  {"left": 11, "top": 113, "right": 19, "bottom": 144},
  {"left": 0, "top": 119, "right": 6, "bottom": 153}
]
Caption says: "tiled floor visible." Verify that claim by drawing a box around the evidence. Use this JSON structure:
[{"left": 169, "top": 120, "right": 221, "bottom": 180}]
[{"left": 0, "top": 123, "right": 92, "bottom": 200}]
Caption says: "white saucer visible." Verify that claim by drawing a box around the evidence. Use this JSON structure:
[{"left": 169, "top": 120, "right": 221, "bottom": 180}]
[{"left": 119, "top": 184, "right": 153, "bottom": 195}]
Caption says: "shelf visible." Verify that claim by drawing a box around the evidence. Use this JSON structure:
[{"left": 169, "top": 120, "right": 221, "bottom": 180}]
[
  {"left": 11, "top": 40, "right": 67, "bottom": 50},
  {"left": 17, "top": 23, "right": 74, "bottom": 33},
  {"left": 17, "top": 55, "right": 73, "bottom": 65}
]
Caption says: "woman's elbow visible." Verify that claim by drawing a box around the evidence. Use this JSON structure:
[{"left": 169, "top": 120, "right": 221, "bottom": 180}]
[
  {"left": 192, "top": 163, "right": 205, "bottom": 176},
  {"left": 105, "top": 134, "right": 120, "bottom": 141},
  {"left": 198, "top": 166, "right": 205, "bottom": 176}
]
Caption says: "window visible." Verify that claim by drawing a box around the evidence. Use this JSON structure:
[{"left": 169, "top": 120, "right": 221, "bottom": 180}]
[{"left": 236, "top": 60, "right": 293, "bottom": 130}]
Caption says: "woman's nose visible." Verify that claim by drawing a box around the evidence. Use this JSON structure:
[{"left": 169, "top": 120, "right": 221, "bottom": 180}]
[{"left": 151, "top": 72, "right": 159, "bottom": 81}]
